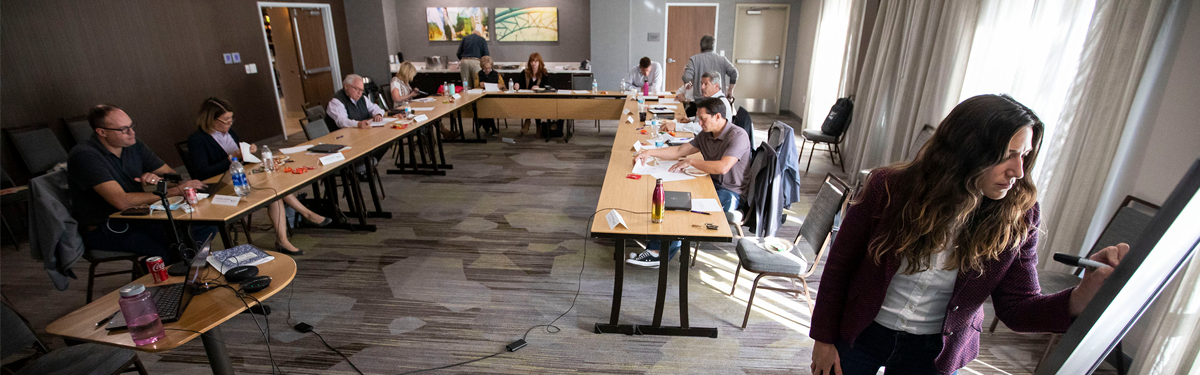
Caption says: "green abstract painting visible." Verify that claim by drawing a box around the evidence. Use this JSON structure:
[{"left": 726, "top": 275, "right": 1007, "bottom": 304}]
[
  {"left": 426, "top": 7, "right": 489, "bottom": 41},
  {"left": 495, "top": 7, "right": 558, "bottom": 42}
]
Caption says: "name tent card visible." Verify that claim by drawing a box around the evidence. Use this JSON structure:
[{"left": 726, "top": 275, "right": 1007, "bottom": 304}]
[
  {"left": 211, "top": 195, "right": 240, "bottom": 206},
  {"left": 414, "top": 114, "right": 429, "bottom": 122},
  {"left": 319, "top": 152, "right": 346, "bottom": 165},
  {"left": 605, "top": 209, "right": 628, "bottom": 230}
]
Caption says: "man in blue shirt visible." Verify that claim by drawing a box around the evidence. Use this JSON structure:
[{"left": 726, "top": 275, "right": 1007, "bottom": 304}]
[{"left": 457, "top": 29, "right": 490, "bottom": 89}]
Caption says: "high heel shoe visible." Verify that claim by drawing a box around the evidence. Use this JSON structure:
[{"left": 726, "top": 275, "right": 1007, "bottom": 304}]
[
  {"left": 303, "top": 216, "right": 333, "bottom": 227},
  {"left": 521, "top": 119, "right": 531, "bottom": 134},
  {"left": 275, "top": 242, "right": 305, "bottom": 256}
]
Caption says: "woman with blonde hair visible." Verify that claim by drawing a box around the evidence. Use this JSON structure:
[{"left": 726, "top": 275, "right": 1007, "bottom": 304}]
[
  {"left": 809, "top": 94, "right": 1128, "bottom": 375},
  {"left": 390, "top": 61, "right": 419, "bottom": 108},
  {"left": 187, "top": 97, "right": 331, "bottom": 256},
  {"left": 474, "top": 56, "right": 504, "bottom": 135}
]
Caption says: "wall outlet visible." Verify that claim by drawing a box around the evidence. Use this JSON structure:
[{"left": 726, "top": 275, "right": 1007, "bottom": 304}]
[
  {"left": 223, "top": 53, "right": 233, "bottom": 64},
  {"left": 232, "top": 52, "right": 241, "bottom": 63},
  {"left": 245, "top": 63, "right": 257, "bottom": 74}
]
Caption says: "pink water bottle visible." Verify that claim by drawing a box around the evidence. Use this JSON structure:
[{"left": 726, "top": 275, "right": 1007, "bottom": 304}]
[
  {"left": 642, "top": 81, "right": 650, "bottom": 96},
  {"left": 118, "top": 284, "right": 165, "bottom": 345}
]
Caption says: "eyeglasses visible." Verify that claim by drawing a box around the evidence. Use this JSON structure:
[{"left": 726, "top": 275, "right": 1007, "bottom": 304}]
[
  {"left": 347, "top": 85, "right": 365, "bottom": 93},
  {"left": 217, "top": 117, "right": 235, "bottom": 125},
  {"left": 101, "top": 123, "right": 135, "bottom": 134}
]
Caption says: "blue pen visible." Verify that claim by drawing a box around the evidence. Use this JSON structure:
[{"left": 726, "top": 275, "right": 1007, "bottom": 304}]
[{"left": 690, "top": 210, "right": 711, "bottom": 215}]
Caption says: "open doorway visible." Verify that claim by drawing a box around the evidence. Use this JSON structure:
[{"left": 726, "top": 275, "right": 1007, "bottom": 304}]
[{"left": 258, "top": 2, "right": 342, "bottom": 139}]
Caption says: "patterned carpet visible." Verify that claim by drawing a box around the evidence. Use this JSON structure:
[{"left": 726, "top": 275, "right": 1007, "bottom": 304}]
[{"left": 0, "top": 114, "right": 1115, "bottom": 374}]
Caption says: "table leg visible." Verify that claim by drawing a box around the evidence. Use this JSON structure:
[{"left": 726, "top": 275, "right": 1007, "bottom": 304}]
[
  {"left": 218, "top": 226, "right": 233, "bottom": 249},
  {"left": 594, "top": 239, "right": 635, "bottom": 335},
  {"left": 651, "top": 240, "right": 669, "bottom": 327},
  {"left": 201, "top": 326, "right": 235, "bottom": 375},
  {"left": 443, "top": 109, "right": 485, "bottom": 144},
  {"left": 362, "top": 159, "right": 392, "bottom": 219},
  {"left": 679, "top": 240, "right": 691, "bottom": 329}
]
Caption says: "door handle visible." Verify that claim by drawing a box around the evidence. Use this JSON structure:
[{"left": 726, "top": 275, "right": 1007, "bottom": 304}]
[
  {"left": 735, "top": 59, "right": 781, "bottom": 64},
  {"left": 667, "top": 58, "right": 676, "bottom": 63}
]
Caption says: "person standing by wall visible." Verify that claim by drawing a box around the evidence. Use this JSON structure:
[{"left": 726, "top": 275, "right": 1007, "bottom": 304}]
[
  {"left": 682, "top": 35, "right": 738, "bottom": 103},
  {"left": 456, "top": 28, "right": 489, "bottom": 90}
]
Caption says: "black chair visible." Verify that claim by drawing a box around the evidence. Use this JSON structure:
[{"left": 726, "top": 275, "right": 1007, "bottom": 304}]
[
  {"left": 800, "top": 98, "right": 854, "bottom": 173},
  {"left": 4, "top": 123, "right": 69, "bottom": 177},
  {"left": 989, "top": 195, "right": 1158, "bottom": 373},
  {"left": 65, "top": 116, "right": 93, "bottom": 148},
  {"left": 1, "top": 168, "right": 29, "bottom": 251},
  {"left": 855, "top": 123, "right": 935, "bottom": 199},
  {"left": 732, "top": 106, "right": 754, "bottom": 147},
  {"left": 303, "top": 118, "right": 331, "bottom": 141},
  {"left": 731, "top": 173, "right": 851, "bottom": 328},
  {"left": 1, "top": 301, "right": 148, "bottom": 375}
]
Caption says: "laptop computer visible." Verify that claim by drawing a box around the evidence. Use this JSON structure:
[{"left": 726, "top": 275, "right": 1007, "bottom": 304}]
[
  {"left": 196, "top": 180, "right": 227, "bottom": 195},
  {"left": 665, "top": 191, "right": 692, "bottom": 211},
  {"left": 106, "top": 233, "right": 215, "bottom": 330}
]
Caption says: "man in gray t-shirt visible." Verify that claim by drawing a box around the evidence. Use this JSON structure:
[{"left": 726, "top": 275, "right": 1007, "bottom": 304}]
[{"left": 629, "top": 97, "right": 751, "bottom": 266}]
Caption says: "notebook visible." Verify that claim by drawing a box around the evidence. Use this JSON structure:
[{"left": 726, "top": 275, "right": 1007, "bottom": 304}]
[
  {"left": 308, "top": 144, "right": 346, "bottom": 153},
  {"left": 106, "top": 233, "right": 215, "bottom": 330}
]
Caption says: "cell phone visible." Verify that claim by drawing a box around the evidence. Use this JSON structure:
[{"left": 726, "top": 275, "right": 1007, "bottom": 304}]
[{"left": 121, "top": 207, "right": 151, "bottom": 216}]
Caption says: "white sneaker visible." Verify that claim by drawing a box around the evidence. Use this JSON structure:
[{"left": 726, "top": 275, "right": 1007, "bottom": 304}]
[{"left": 626, "top": 250, "right": 660, "bottom": 268}]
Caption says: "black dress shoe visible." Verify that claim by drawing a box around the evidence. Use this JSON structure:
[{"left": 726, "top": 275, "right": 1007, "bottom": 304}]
[
  {"left": 356, "top": 171, "right": 371, "bottom": 182},
  {"left": 303, "top": 216, "right": 333, "bottom": 227},
  {"left": 274, "top": 242, "right": 305, "bottom": 256}
]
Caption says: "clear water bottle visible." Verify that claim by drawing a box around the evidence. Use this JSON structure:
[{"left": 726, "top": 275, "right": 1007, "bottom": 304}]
[
  {"left": 507, "top": 78, "right": 514, "bottom": 92},
  {"left": 442, "top": 81, "right": 448, "bottom": 96},
  {"left": 404, "top": 102, "right": 413, "bottom": 119},
  {"left": 261, "top": 145, "right": 273, "bottom": 173},
  {"left": 620, "top": 79, "right": 627, "bottom": 92},
  {"left": 592, "top": 78, "right": 598, "bottom": 93},
  {"left": 231, "top": 157, "right": 249, "bottom": 197},
  {"left": 118, "top": 284, "right": 165, "bottom": 346}
]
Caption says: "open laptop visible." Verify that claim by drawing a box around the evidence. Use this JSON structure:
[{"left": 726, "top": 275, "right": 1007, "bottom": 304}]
[{"left": 106, "top": 233, "right": 215, "bottom": 330}]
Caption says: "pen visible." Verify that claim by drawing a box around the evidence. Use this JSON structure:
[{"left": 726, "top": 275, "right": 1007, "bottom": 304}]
[
  {"left": 94, "top": 310, "right": 119, "bottom": 329},
  {"left": 336, "top": 135, "right": 344, "bottom": 139},
  {"left": 689, "top": 210, "right": 711, "bottom": 215},
  {"left": 1052, "top": 253, "right": 1112, "bottom": 269}
]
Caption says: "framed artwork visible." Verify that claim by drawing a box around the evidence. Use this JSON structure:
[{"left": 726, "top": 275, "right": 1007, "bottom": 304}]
[
  {"left": 495, "top": 7, "right": 559, "bottom": 42},
  {"left": 426, "top": 7, "right": 489, "bottom": 41}
]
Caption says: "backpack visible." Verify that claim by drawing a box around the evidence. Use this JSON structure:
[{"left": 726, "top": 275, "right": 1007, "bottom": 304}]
[{"left": 820, "top": 97, "right": 854, "bottom": 136}]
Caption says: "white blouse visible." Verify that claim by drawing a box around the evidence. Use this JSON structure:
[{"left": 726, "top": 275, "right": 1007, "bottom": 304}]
[
  {"left": 391, "top": 77, "right": 412, "bottom": 107},
  {"left": 874, "top": 248, "right": 960, "bottom": 335}
]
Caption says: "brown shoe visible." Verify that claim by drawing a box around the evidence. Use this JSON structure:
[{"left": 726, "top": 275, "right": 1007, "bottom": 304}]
[{"left": 521, "top": 119, "right": 531, "bottom": 134}]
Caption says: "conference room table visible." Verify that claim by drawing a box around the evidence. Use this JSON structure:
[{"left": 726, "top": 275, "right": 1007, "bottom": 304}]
[
  {"left": 47, "top": 251, "right": 296, "bottom": 375},
  {"left": 589, "top": 94, "right": 735, "bottom": 338}
]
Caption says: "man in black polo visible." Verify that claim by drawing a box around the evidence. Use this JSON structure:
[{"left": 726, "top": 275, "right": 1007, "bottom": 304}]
[{"left": 68, "top": 104, "right": 217, "bottom": 263}]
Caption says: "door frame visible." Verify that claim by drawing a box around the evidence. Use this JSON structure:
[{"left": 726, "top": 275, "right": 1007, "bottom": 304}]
[
  {"left": 662, "top": 3, "right": 720, "bottom": 79},
  {"left": 733, "top": 3, "right": 790, "bottom": 114},
  {"left": 257, "top": 2, "right": 342, "bottom": 140}
]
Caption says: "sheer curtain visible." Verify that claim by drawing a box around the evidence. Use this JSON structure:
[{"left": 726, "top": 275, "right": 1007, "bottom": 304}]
[
  {"left": 841, "top": 0, "right": 981, "bottom": 176},
  {"left": 803, "top": 0, "right": 855, "bottom": 130}
]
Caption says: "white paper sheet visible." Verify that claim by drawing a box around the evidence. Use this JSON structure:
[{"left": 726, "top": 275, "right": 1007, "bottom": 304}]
[
  {"left": 484, "top": 83, "right": 500, "bottom": 92},
  {"left": 467, "top": 89, "right": 483, "bottom": 94},
  {"left": 238, "top": 142, "right": 261, "bottom": 163},
  {"left": 518, "top": 89, "right": 535, "bottom": 93},
  {"left": 370, "top": 119, "right": 396, "bottom": 127},
  {"left": 657, "top": 91, "right": 673, "bottom": 96},
  {"left": 279, "top": 144, "right": 314, "bottom": 154},
  {"left": 410, "top": 107, "right": 434, "bottom": 111},
  {"left": 557, "top": 90, "right": 572, "bottom": 94},
  {"left": 649, "top": 172, "right": 694, "bottom": 182},
  {"left": 573, "top": 90, "right": 589, "bottom": 94},
  {"left": 660, "top": 98, "right": 678, "bottom": 104},
  {"left": 691, "top": 198, "right": 722, "bottom": 212},
  {"left": 413, "top": 97, "right": 437, "bottom": 103}
]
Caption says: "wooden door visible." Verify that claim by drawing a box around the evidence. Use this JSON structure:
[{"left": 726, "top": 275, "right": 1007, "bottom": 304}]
[
  {"left": 292, "top": 8, "right": 334, "bottom": 106},
  {"left": 665, "top": 5, "right": 717, "bottom": 89}
]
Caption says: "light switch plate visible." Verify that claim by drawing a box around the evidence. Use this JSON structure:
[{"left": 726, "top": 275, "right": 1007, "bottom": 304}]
[
  {"left": 232, "top": 52, "right": 241, "bottom": 63},
  {"left": 245, "top": 63, "right": 258, "bottom": 74},
  {"left": 223, "top": 53, "right": 233, "bottom": 64},
  {"left": 647, "top": 32, "right": 660, "bottom": 42}
]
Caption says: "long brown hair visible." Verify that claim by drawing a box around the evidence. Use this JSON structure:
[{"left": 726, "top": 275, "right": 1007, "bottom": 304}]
[
  {"left": 524, "top": 52, "right": 547, "bottom": 80},
  {"left": 866, "top": 94, "right": 1044, "bottom": 274},
  {"left": 196, "top": 97, "right": 233, "bottom": 134}
]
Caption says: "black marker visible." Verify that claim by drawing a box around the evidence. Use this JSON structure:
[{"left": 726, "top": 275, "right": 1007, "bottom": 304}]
[{"left": 1053, "top": 253, "right": 1112, "bottom": 269}]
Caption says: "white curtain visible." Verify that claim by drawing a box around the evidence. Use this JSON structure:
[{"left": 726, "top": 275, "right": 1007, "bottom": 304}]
[
  {"left": 1131, "top": 256, "right": 1200, "bottom": 374},
  {"left": 1036, "top": 0, "right": 1172, "bottom": 272},
  {"left": 803, "top": 0, "right": 856, "bottom": 130},
  {"left": 841, "top": 0, "right": 982, "bottom": 176}
]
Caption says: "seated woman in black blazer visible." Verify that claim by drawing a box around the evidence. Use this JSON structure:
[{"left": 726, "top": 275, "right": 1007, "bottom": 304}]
[{"left": 187, "top": 97, "right": 330, "bottom": 255}]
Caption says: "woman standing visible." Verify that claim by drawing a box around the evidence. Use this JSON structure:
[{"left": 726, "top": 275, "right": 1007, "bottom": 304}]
[
  {"left": 187, "top": 98, "right": 332, "bottom": 256},
  {"left": 519, "top": 52, "right": 548, "bottom": 134},
  {"left": 809, "top": 94, "right": 1126, "bottom": 375}
]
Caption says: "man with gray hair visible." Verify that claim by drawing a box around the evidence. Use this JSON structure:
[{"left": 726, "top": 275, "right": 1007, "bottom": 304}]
[
  {"left": 328, "top": 74, "right": 389, "bottom": 172},
  {"left": 682, "top": 35, "right": 738, "bottom": 102},
  {"left": 670, "top": 71, "right": 732, "bottom": 134}
]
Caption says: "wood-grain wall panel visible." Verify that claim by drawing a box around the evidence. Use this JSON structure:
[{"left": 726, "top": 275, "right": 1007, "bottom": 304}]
[{"left": 0, "top": 0, "right": 354, "bottom": 184}]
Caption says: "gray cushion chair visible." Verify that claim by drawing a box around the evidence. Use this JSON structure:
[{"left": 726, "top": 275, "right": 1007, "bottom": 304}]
[
  {"left": 65, "top": 116, "right": 94, "bottom": 147},
  {"left": 730, "top": 173, "right": 851, "bottom": 328},
  {"left": 1, "top": 301, "right": 148, "bottom": 375}
]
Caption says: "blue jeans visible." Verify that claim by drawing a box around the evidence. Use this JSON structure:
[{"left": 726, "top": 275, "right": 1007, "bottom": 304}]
[
  {"left": 83, "top": 220, "right": 219, "bottom": 264},
  {"left": 833, "top": 322, "right": 953, "bottom": 375},
  {"left": 648, "top": 188, "right": 741, "bottom": 260}
]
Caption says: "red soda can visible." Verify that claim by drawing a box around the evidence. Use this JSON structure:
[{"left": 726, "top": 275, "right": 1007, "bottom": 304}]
[
  {"left": 147, "top": 256, "right": 168, "bottom": 283},
  {"left": 182, "top": 187, "right": 198, "bottom": 205}
]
